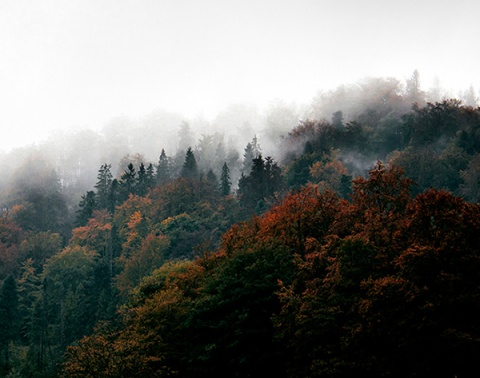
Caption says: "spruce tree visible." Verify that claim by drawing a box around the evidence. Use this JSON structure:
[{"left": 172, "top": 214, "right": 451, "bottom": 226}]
[
  {"left": 242, "top": 136, "right": 262, "bottom": 175},
  {"left": 76, "top": 191, "right": 96, "bottom": 226},
  {"left": 0, "top": 276, "right": 19, "bottom": 374},
  {"left": 242, "top": 142, "right": 254, "bottom": 174},
  {"left": 146, "top": 163, "right": 156, "bottom": 189},
  {"left": 220, "top": 162, "right": 232, "bottom": 196},
  {"left": 94, "top": 164, "right": 113, "bottom": 209},
  {"left": 181, "top": 147, "right": 198, "bottom": 179},
  {"left": 108, "top": 179, "right": 119, "bottom": 214},
  {"left": 157, "top": 149, "right": 171, "bottom": 185},
  {"left": 120, "top": 163, "right": 136, "bottom": 200},
  {"left": 136, "top": 162, "right": 147, "bottom": 197}
]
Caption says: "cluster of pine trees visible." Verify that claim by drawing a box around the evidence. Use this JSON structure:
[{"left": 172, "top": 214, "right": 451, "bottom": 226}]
[{"left": 0, "top": 90, "right": 479, "bottom": 377}]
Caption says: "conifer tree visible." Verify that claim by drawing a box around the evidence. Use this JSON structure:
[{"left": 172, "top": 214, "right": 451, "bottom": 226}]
[
  {"left": 94, "top": 164, "right": 113, "bottom": 210},
  {"left": 206, "top": 169, "right": 218, "bottom": 187},
  {"left": 242, "top": 136, "right": 262, "bottom": 174},
  {"left": 76, "top": 191, "right": 96, "bottom": 227},
  {"left": 120, "top": 163, "right": 136, "bottom": 200},
  {"left": 0, "top": 275, "right": 19, "bottom": 374},
  {"left": 157, "top": 149, "right": 171, "bottom": 185},
  {"left": 146, "top": 163, "right": 156, "bottom": 189},
  {"left": 136, "top": 162, "right": 147, "bottom": 197},
  {"left": 181, "top": 147, "right": 198, "bottom": 179},
  {"left": 220, "top": 162, "right": 231, "bottom": 196},
  {"left": 108, "top": 179, "right": 119, "bottom": 214},
  {"left": 17, "top": 259, "right": 40, "bottom": 344},
  {"left": 242, "top": 142, "right": 254, "bottom": 174}
]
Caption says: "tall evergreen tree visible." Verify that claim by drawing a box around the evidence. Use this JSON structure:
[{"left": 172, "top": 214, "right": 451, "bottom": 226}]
[
  {"left": 238, "top": 155, "right": 284, "bottom": 214},
  {"left": 242, "top": 142, "right": 254, "bottom": 175},
  {"left": 206, "top": 169, "right": 218, "bottom": 187},
  {"left": 75, "top": 191, "right": 96, "bottom": 226},
  {"left": 242, "top": 136, "right": 262, "bottom": 174},
  {"left": 220, "top": 162, "right": 232, "bottom": 196},
  {"left": 0, "top": 275, "right": 19, "bottom": 374},
  {"left": 146, "top": 163, "right": 156, "bottom": 189},
  {"left": 157, "top": 149, "right": 171, "bottom": 185},
  {"left": 181, "top": 147, "right": 198, "bottom": 179},
  {"left": 17, "top": 259, "right": 40, "bottom": 344},
  {"left": 120, "top": 163, "right": 136, "bottom": 201},
  {"left": 108, "top": 179, "right": 119, "bottom": 214},
  {"left": 136, "top": 162, "right": 148, "bottom": 197},
  {"left": 94, "top": 164, "right": 113, "bottom": 210}
]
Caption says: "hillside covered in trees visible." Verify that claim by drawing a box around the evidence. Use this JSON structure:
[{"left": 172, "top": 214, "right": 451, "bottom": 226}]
[{"left": 0, "top": 75, "right": 479, "bottom": 377}]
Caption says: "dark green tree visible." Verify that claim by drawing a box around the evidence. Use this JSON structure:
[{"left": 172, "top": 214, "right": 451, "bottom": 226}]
[
  {"left": 242, "top": 136, "right": 261, "bottom": 175},
  {"left": 238, "top": 155, "right": 284, "bottom": 215},
  {"left": 94, "top": 164, "right": 113, "bottom": 210},
  {"left": 181, "top": 147, "right": 198, "bottom": 179},
  {"left": 120, "top": 163, "right": 136, "bottom": 201},
  {"left": 205, "top": 169, "right": 218, "bottom": 188},
  {"left": 108, "top": 179, "right": 119, "bottom": 214},
  {"left": 220, "top": 162, "right": 231, "bottom": 196},
  {"left": 75, "top": 190, "right": 96, "bottom": 227},
  {"left": 157, "top": 148, "right": 171, "bottom": 185},
  {"left": 17, "top": 259, "right": 40, "bottom": 344},
  {"left": 136, "top": 162, "right": 148, "bottom": 197},
  {"left": 146, "top": 163, "right": 156, "bottom": 190},
  {"left": 0, "top": 275, "right": 19, "bottom": 374}
]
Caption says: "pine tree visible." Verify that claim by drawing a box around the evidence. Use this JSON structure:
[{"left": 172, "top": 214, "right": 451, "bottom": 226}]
[
  {"left": 157, "top": 149, "right": 171, "bottom": 185},
  {"left": 181, "top": 147, "right": 198, "bottom": 179},
  {"left": 238, "top": 155, "right": 284, "bottom": 215},
  {"left": 17, "top": 259, "right": 40, "bottom": 344},
  {"left": 242, "top": 142, "right": 254, "bottom": 175},
  {"left": 220, "top": 162, "right": 232, "bottom": 196},
  {"left": 206, "top": 169, "right": 218, "bottom": 187},
  {"left": 108, "top": 179, "right": 119, "bottom": 214},
  {"left": 76, "top": 191, "right": 96, "bottom": 226},
  {"left": 242, "top": 136, "right": 262, "bottom": 175},
  {"left": 136, "top": 162, "right": 147, "bottom": 197},
  {"left": 94, "top": 164, "right": 113, "bottom": 210},
  {"left": 0, "top": 275, "right": 19, "bottom": 374},
  {"left": 120, "top": 163, "right": 136, "bottom": 200},
  {"left": 146, "top": 163, "right": 156, "bottom": 189}
]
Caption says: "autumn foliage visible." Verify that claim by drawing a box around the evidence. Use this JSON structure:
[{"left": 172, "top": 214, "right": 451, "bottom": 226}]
[{"left": 62, "top": 163, "right": 480, "bottom": 377}]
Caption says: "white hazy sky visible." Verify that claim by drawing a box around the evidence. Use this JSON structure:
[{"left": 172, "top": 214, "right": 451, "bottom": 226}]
[{"left": 1, "top": 0, "right": 479, "bottom": 151}]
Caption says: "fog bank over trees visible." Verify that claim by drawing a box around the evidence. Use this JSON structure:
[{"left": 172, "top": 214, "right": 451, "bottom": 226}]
[{"left": 0, "top": 72, "right": 478, "bottom": 213}]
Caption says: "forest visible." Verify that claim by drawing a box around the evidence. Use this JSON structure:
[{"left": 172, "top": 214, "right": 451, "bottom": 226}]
[{"left": 0, "top": 74, "right": 479, "bottom": 377}]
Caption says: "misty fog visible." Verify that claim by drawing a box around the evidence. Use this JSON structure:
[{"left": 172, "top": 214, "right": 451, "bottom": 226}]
[{"left": 0, "top": 73, "right": 478, "bottom": 210}]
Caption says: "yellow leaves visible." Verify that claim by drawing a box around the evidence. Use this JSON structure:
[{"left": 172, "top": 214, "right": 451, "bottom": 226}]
[
  {"left": 310, "top": 159, "right": 349, "bottom": 192},
  {"left": 127, "top": 211, "right": 143, "bottom": 230},
  {"left": 70, "top": 210, "right": 112, "bottom": 251}
]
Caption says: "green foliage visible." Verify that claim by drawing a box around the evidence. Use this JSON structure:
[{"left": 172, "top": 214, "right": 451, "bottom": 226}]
[
  {"left": 19, "top": 231, "right": 63, "bottom": 273},
  {"left": 220, "top": 162, "right": 231, "bottom": 196},
  {"left": 156, "top": 149, "right": 171, "bottom": 185},
  {"left": 75, "top": 191, "right": 96, "bottom": 227},
  {"left": 119, "top": 163, "right": 137, "bottom": 201},
  {"left": 94, "top": 164, "right": 113, "bottom": 210},
  {"left": 238, "top": 155, "right": 285, "bottom": 215},
  {"left": 0, "top": 275, "right": 19, "bottom": 374},
  {"left": 180, "top": 147, "right": 199, "bottom": 179}
]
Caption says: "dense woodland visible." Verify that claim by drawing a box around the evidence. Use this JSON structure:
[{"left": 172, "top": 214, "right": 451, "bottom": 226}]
[{"left": 0, "top": 74, "right": 479, "bottom": 377}]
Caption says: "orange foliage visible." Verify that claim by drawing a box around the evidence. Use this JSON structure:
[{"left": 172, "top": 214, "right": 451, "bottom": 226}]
[{"left": 70, "top": 210, "right": 112, "bottom": 255}]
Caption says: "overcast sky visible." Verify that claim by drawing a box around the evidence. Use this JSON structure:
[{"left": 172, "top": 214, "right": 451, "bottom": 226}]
[{"left": 1, "top": 0, "right": 479, "bottom": 151}]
